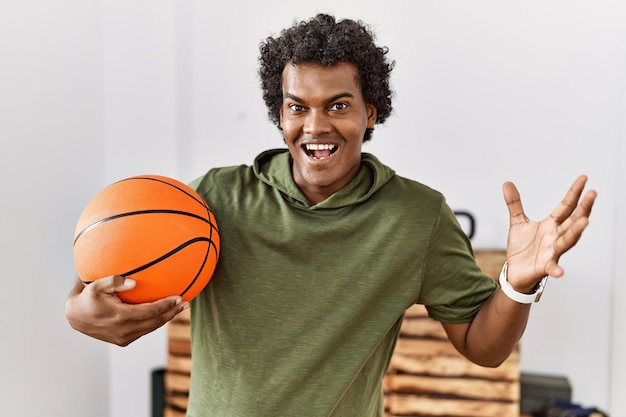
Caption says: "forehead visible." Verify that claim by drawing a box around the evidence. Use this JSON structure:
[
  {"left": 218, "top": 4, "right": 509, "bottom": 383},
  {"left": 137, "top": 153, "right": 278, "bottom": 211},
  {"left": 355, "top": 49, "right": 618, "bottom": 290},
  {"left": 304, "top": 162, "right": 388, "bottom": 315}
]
[{"left": 281, "top": 62, "right": 362, "bottom": 100}]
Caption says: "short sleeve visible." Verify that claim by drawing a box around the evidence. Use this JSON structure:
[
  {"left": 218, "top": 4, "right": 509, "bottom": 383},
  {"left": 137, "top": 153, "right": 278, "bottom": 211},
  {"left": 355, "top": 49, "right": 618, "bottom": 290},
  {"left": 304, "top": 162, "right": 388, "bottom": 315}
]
[{"left": 418, "top": 201, "right": 498, "bottom": 323}]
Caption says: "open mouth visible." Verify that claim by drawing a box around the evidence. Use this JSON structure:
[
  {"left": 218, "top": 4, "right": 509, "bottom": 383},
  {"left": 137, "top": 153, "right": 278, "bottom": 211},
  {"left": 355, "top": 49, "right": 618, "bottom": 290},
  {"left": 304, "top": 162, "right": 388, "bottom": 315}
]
[{"left": 303, "top": 143, "right": 339, "bottom": 159}]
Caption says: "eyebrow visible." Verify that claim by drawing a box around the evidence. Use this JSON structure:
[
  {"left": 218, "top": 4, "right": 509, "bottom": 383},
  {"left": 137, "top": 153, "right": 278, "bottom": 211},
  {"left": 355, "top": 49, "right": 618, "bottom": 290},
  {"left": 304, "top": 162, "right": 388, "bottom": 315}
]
[{"left": 283, "top": 92, "right": 356, "bottom": 103}]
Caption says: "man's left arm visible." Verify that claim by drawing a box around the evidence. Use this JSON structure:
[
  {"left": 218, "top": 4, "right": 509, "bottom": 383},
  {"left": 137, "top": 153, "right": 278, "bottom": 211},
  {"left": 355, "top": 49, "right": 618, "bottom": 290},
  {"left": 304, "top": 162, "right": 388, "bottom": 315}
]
[{"left": 443, "top": 175, "right": 597, "bottom": 367}]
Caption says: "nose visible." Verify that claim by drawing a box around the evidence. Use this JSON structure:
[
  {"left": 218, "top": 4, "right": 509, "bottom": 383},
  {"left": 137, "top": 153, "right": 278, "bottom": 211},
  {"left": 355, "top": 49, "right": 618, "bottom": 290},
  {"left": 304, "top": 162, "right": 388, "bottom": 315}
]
[{"left": 303, "top": 110, "right": 331, "bottom": 135}]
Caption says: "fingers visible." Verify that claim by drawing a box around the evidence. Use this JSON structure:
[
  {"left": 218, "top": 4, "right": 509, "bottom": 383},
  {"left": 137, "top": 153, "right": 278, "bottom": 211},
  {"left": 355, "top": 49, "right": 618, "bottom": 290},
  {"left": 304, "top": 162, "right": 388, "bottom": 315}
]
[
  {"left": 124, "top": 295, "right": 188, "bottom": 323},
  {"left": 99, "top": 278, "right": 188, "bottom": 340},
  {"left": 114, "top": 297, "right": 188, "bottom": 346},
  {"left": 85, "top": 275, "right": 136, "bottom": 295},
  {"left": 555, "top": 214, "right": 591, "bottom": 258},
  {"left": 557, "top": 187, "right": 597, "bottom": 233},
  {"left": 68, "top": 274, "right": 86, "bottom": 297},
  {"left": 582, "top": 188, "right": 598, "bottom": 215},
  {"left": 84, "top": 275, "right": 189, "bottom": 319},
  {"left": 551, "top": 176, "right": 596, "bottom": 269},
  {"left": 544, "top": 216, "right": 590, "bottom": 279},
  {"left": 576, "top": 188, "right": 598, "bottom": 220},
  {"left": 553, "top": 177, "right": 596, "bottom": 248},
  {"left": 545, "top": 260, "right": 564, "bottom": 278},
  {"left": 550, "top": 175, "right": 589, "bottom": 224}
]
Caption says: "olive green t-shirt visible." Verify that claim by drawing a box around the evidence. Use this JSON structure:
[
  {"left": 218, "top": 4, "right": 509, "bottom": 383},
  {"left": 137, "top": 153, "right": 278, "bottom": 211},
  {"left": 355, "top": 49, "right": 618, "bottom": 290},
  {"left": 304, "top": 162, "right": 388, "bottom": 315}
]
[{"left": 186, "top": 149, "right": 497, "bottom": 417}]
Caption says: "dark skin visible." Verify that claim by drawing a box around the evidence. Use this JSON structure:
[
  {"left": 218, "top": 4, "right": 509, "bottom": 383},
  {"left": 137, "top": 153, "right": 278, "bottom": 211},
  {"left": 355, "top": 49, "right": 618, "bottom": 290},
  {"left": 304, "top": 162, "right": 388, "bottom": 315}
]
[
  {"left": 65, "top": 275, "right": 186, "bottom": 346},
  {"left": 66, "top": 63, "right": 597, "bottom": 367},
  {"left": 279, "top": 62, "right": 377, "bottom": 204}
]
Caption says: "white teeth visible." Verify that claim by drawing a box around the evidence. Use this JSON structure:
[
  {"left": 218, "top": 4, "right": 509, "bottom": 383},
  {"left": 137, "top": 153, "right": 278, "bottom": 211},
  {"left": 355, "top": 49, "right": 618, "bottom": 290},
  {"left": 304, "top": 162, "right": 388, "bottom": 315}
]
[{"left": 305, "top": 144, "right": 336, "bottom": 150}]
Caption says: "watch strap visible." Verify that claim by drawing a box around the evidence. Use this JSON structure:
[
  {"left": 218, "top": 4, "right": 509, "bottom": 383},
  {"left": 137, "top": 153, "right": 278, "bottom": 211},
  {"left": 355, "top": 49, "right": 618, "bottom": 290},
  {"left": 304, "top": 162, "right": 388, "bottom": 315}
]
[{"left": 498, "top": 261, "right": 548, "bottom": 304}]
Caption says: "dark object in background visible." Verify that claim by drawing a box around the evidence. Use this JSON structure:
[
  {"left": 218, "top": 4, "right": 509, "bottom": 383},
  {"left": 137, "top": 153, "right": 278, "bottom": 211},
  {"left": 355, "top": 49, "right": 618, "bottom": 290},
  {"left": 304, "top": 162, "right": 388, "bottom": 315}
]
[
  {"left": 152, "top": 368, "right": 166, "bottom": 417},
  {"left": 454, "top": 211, "right": 475, "bottom": 239},
  {"left": 521, "top": 373, "right": 572, "bottom": 414},
  {"left": 534, "top": 399, "right": 609, "bottom": 417}
]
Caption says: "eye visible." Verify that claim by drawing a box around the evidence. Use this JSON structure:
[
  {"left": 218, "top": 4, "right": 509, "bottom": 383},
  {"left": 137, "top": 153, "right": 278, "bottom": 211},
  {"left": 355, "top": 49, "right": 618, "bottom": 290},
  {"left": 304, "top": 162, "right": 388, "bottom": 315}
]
[
  {"left": 288, "top": 103, "right": 306, "bottom": 112},
  {"left": 329, "top": 102, "right": 348, "bottom": 112}
]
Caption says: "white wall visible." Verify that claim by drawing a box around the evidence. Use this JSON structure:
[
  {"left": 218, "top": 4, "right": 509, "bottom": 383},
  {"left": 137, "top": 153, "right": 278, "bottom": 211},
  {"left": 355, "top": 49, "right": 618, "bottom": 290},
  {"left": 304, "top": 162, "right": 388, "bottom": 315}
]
[
  {"left": 611, "top": 66, "right": 626, "bottom": 416},
  {"left": 0, "top": 1, "right": 109, "bottom": 416},
  {"left": 1, "top": 1, "right": 624, "bottom": 417}
]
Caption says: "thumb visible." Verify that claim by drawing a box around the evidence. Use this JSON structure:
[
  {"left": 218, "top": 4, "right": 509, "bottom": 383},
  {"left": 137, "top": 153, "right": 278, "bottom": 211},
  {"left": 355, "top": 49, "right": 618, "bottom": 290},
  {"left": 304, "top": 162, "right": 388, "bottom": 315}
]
[
  {"left": 503, "top": 181, "right": 526, "bottom": 224},
  {"left": 87, "top": 275, "right": 136, "bottom": 295}
]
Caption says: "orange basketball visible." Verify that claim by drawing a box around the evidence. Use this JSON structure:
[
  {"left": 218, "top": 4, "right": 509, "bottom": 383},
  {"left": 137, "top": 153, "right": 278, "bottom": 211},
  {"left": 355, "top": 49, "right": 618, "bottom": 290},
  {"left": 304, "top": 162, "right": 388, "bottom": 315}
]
[{"left": 73, "top": 175, "right": 220, "bottom": 303}]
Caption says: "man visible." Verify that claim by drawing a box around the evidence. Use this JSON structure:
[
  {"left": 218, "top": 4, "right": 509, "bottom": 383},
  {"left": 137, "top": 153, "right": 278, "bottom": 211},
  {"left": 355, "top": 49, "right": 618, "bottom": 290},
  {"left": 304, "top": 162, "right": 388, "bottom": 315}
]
[{"left": 65, "top": 14, "right": 596, "bottom": 416}]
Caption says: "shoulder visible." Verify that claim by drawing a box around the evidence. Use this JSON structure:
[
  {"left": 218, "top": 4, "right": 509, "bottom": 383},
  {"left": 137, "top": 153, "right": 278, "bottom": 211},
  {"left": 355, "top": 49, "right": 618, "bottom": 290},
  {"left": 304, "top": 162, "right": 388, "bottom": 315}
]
[
  {"left": 391, "top": 175, "right": 444, "bottom": 198},
  {"left": 190, "top": 164, "right": 254, "bottom": 192},
  {"left": 189, "top": 149, "right": 290, "bottom": 195},
  {"left": 380, "top": 174, "right": 447, "bottom": 215},
  {"left": 361, "top": 152, "right": 446, "bottom": 208},
  {"left": 186, "top": 164, "right": 257, "bottom": 215}
]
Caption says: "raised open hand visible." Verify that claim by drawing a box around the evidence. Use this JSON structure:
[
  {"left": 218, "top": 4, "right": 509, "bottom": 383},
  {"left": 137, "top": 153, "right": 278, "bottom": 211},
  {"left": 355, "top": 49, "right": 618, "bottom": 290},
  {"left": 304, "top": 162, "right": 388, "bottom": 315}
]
[{"left": 502, "top": 175, "right": 597, "bottom": 293}]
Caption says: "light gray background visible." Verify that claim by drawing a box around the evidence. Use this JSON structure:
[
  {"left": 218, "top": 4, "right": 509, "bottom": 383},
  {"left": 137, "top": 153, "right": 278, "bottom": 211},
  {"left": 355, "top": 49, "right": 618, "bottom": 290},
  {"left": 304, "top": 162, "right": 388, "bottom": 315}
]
[{"left": 1, "top": 1, "right": 624, "bottom": 416}]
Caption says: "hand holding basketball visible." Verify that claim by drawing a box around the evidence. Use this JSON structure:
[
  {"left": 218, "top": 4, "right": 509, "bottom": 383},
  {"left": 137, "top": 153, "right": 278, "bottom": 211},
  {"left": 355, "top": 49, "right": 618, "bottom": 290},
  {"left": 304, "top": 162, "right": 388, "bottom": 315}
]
[{"left": 65, "top": 274, "right": 187, "bottom": 346}]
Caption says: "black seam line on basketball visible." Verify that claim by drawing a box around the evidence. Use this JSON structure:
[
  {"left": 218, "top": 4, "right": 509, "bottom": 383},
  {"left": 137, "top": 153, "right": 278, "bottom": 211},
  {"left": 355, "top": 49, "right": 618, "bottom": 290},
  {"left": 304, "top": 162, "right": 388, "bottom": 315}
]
[
  {"left": 179, "top": 238, "right": 219, "bottom": 297},
  {"left": 120, "top": 236, "right": 211, "bottom": 277},
  {"left": 119, "top": 176, "right": 209, "bottom": 209},
  {"left": 73, "top": 209, "right": 211, "bottom": 246},
  {"left": 179, "top": 241, "right": 210, "bottom": 297},
  {"left": 81, "top": 239, "right": 219, "bottom": 292}
]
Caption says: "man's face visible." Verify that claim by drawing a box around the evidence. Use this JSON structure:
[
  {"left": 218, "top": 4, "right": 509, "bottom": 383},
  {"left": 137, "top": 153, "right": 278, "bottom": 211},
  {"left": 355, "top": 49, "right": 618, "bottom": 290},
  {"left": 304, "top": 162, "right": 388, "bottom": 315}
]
[{"left": 279, "top": 62, "right": 377, "bottom": 205}]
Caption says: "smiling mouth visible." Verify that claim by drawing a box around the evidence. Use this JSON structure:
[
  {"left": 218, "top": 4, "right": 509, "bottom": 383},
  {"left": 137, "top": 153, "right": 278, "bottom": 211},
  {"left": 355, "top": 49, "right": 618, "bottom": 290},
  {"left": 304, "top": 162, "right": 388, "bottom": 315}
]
[{"left": 303, "top": 143, "right": 339, "bottom": 159}]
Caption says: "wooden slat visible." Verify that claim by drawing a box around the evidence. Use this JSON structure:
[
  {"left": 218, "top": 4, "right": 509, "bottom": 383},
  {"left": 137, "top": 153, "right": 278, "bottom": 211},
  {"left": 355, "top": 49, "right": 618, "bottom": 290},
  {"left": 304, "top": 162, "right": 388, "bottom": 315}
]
[
  {"left": 168, "top": 339, "right": 191, "bottom": 356},
  {"left": 164, "top": 372, "right": 191, "bottom": 394},
  {"left": 393, "top": 337, "right": 464, "bottom": 357},
  {"left": 400, "top": 316, "right": 448, "bottom": 338},
  {"left": 384, "top": 374, "right": 520, "bottom": 402},
  {"left": 168, "top": 320, "right": 191, "bottom": 341},
  {"left": 388, "top": 352, "right": 519, "bottom": 380},
  {"left": 163, "top": 407, "right": 186, "bottom": 417},
  {"left": 167, "top": 354, "right": 192, "bottom": 374},
  {"left": 165, "top": 394, "right": 189, "bottom": 411},
  {"left": 386, "top": 394, "right": 518, "bottom": 417}
]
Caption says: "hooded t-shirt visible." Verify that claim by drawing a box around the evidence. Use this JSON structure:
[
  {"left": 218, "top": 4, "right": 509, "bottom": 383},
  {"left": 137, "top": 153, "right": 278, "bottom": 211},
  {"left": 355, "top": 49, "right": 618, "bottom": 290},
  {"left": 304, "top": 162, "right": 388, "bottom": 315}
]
[{"left": 186, "top": 149, "right": 497, "bottom": 417}]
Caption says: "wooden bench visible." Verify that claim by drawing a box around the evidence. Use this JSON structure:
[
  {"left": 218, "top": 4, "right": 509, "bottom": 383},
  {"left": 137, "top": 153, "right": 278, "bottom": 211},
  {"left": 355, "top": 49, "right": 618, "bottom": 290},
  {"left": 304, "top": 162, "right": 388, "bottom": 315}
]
[{"left": 164, "top": 250, "right": 520, "bottom": 417}]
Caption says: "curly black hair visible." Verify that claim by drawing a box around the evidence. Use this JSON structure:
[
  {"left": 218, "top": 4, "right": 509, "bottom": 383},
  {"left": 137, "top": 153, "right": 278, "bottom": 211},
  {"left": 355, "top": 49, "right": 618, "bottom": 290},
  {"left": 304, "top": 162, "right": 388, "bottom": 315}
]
[{"left": 258, "top": 14, "right": 394, "bottom": 142}]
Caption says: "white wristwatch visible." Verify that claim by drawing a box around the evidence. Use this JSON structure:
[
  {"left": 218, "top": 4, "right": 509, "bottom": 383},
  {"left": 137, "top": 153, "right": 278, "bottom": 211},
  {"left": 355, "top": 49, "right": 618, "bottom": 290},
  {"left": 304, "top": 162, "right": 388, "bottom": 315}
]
[{"left": 499, "top": 261, "right": 548, "bottom": 304}]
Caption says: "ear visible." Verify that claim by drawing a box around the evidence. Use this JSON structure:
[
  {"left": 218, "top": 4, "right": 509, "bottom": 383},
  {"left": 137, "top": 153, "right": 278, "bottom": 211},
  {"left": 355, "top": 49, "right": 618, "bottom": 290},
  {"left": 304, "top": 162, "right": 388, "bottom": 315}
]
[
  {"left": 366, "top": 103, "right": 377, "bottom": 128},
  {"left": 279, "top": 106, "right": 284, "bottom": 129}
]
